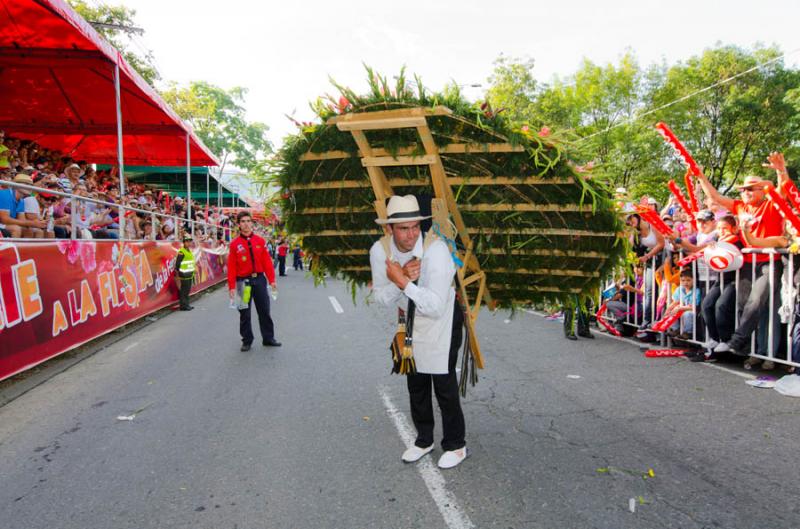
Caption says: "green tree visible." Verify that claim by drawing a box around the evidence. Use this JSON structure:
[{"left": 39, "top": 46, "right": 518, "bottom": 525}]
[
  {"left": 652, "top": 45, "right": 800, "bottom": 192},
  {"left": 68, "top": 0, "right": 160, "bottom": 85},
  {"left": 492, "top": 53, "right": 666, "bottom": 197},
  {"left": 485, "top": 56, "right": 538, "bottom": 123},
  {"left": 485, "top": 46, "right": 800, "bottom": 201},
  {"left": 161, "top": 81, "right": 272, "bottom": 175}
]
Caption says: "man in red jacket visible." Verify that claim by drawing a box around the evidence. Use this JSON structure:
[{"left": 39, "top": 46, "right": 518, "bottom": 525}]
[
  {"left": 227, "top": 211, "right": 281, "bottom": 351},
  {"left": 277, "top": 239, "right": 289, "bottom": 276}
]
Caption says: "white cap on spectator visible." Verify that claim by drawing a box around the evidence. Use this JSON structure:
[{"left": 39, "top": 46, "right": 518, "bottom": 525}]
[
  {"left": 647, "top": 197, "right": 657, "bottom": 205},
  {"left": 67, "top": 163, "right": 80, "bottom": 171}
]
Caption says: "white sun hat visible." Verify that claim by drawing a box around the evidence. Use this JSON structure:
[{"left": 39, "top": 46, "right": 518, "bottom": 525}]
[{"left": 375, "top": 195, "right": 431, "bottom": 225}]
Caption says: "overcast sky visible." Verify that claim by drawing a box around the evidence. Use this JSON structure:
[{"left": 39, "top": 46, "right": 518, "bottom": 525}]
[{"left": 121, "top": 0, "right": 800, "bottom": 148}]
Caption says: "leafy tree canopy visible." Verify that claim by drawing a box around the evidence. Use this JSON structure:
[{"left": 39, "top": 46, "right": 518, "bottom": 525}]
[
  {"left": 485, "top": 45, "right": 800, "bottom": 203},
  {"left": 161, "top": 81, "right": 272, "bottom": 174},
  {"left": 68, "top": 0, "right": 160, "bottom": 85}
]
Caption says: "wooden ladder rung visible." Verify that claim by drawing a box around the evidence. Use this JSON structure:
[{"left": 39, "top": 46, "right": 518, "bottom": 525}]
[
  {"left": 337, "top": 116, "right": 427, "bottom": 131},
  {"left": 462, "top": 272, "right": 483, "bottom": 286},
  {"left": 362, "top": 155, "right": 436, "bottom": 167}
]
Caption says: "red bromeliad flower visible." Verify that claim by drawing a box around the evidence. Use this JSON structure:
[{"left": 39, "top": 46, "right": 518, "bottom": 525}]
[
  {"left": 337, "top": 96, "right": 351, "bottom": 113},
  {"left": 479, "top": 101, "right": 506, "bottom": 119},
  {"left": 538, "top": 126, "right": 551, "bottom": 137}
]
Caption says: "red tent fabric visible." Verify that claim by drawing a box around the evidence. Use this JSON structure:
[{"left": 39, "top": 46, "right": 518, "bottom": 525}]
[{"left": 0, "top": 0, "right": 218, "bottom": 166}]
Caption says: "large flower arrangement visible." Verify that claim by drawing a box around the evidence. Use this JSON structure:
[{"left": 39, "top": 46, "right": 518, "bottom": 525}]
[{"left": 275, "top": 68, "right": 627, "bottom": 308}]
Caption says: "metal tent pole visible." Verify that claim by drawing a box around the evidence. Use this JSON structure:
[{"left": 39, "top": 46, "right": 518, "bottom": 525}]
[
  {"left": 186, "top": 132, "right": 193, "bottom": 238},
  {"left": 113, "top": 61, "right": 126, "bottom": 241}
]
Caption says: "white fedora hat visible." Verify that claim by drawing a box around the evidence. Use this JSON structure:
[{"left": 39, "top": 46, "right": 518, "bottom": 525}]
[
  {"left": 703, "top": 241, "right": 744, "bottom": 272},
  {"left": 375, "top": 195, "right": 431, "bottom": 225}
]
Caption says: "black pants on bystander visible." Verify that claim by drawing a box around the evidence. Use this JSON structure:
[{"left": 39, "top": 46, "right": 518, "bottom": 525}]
[
  {"left": 701, "top": 276, "right": 737, "bottom": 342},
  {"left": 178, "top": 276, "right": 192, "bottom": 309},
  {"left": 730, "top": 261, "right": 782, "bottom": 354},
  {"left": 238, "top": 274, "right": 276, "bottom": 346}
]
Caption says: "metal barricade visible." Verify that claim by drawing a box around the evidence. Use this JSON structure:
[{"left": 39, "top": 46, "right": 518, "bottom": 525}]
[
  {"left": 598, "top": 244, "right": 800, "bottom": 370},
  {"left": 0, "top": 180, "right": 232, "bottom": 242}
]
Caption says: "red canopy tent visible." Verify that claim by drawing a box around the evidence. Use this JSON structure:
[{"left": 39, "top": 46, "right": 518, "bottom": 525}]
[{"left": 0, "top": 0, "right": 218, "bottom": 167}]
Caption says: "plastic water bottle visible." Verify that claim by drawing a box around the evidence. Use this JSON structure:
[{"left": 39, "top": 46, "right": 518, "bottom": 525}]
[
  {"left": 46, "top": 206, "right": 54, "bottom": 233},
  {"left": 269, "top": 285, "right": 278, "bottom": 301}
]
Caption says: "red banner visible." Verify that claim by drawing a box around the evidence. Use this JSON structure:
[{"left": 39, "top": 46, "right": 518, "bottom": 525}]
[{"left": 0, "top": 240, "right": 228, "bottom": 381}]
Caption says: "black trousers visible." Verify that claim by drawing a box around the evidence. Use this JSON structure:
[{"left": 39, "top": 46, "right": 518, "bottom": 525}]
[
  {"left": 278, "top": 256, "right": 286, "bottom": 276},
  {"left": 563, "top": 303, "right": 590, "bottom": 336},
  {"left": 406, "top": 302, "right": 465, "bottom": 452},
  {"left": 731, "top": 261, "right": 782, "bottom": 353},
  {"left": 701, "top": 276, "right": 737, "bottom": 342},
  {"left": 178, "top": 275, "right": 192, "bottom": 309},
  {"left": 238, "top": 274, "right": 276, "bottom": 345}
]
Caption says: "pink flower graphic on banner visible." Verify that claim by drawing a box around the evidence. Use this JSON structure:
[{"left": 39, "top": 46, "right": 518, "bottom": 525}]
[
  {"left": 56, "top": 240, "right": 97, "bottom": 273},
  {"left": 97, "top": 259, "right": 114, "bottom": 274},
  {"left": 80, "top": 243, "right": 96, "bottom": 273},
  {"left": 57, "top": 239, "right": 80, "bottom": 264}
]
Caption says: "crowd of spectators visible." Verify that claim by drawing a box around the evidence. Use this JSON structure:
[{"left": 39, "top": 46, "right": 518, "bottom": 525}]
[
  {"left": 605, "top": 152, "right": 799, "bottom": 373},
  {"left": 0, "top": 131, "right": 232, "bottom": 242}
]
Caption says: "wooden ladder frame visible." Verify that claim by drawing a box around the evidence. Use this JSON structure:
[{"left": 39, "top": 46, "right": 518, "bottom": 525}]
[{"left": 328, "top": 107, "right": 489, "bottom": 368}]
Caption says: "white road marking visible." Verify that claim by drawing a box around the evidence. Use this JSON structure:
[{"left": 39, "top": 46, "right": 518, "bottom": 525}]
[
  {"left": 525, "top": 310, "right": 756, "bottom": 380},
  {"left": 123, "top": 342, "right": 139, "bottom": 353},
  {"left": 379, "top": 387, "right": 475, "bottom": 529},
  {"left": 328, "top": 296, "right": 344, "bottom": 314},
  {"left": 699, "top": 361, "right": 756, "bottom": 380}
]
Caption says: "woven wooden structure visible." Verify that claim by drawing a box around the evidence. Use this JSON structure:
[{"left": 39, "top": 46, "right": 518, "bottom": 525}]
[{"left": 280, "top": 101, "right": 624, "bottom": 307}]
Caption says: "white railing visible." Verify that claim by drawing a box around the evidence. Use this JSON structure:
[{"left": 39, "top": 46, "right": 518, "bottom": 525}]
[
  {"left": 600, "top": 246, "right": 799, "bottom": 369},
  {"left": 0, "top": 180, "right": 232, "bottom": 243}
]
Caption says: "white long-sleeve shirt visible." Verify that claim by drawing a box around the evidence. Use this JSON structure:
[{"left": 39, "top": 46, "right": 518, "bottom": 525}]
[{"left": 369, "top": 234, "right": 456, "bottom": 374}]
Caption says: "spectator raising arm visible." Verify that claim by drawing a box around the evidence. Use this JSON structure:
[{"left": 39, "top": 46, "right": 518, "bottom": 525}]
[
  {"left": 763, "top": 152, "right": 791, "bottom": 197},
  {"left": 695, "top": 170, "right": 736, "bottom": 212}
]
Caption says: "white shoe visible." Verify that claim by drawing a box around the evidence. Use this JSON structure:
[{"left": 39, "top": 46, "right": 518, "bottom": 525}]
[
  {"left": 402, "top": 444, "right": 434, "bottom": 463},
  {"left": 437, "top": 447, "right": 469, "bottom": 469},
  {"left": 706, "top": 339, "right": 720, "bottom": 350},
  {"left": 714, "top": 342, "right": 731, "bottom": 353}
]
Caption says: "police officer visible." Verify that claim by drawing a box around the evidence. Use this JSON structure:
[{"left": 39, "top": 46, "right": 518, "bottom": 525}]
[
  {"left": 227, "top": 211, "right": 281, "bottom": 351},
  {"left": 174, "top": 233, "right": 195, "bottom": 311}
]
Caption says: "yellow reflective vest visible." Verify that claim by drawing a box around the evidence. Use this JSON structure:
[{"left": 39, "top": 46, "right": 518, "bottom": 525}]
[{"left": 178, "top": 247, "right": 195, "bottom": 277}]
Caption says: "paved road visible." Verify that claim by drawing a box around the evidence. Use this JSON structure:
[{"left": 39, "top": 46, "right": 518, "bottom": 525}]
[{"left": 2, "top": 268, "right": 800, "bottom": 529}]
